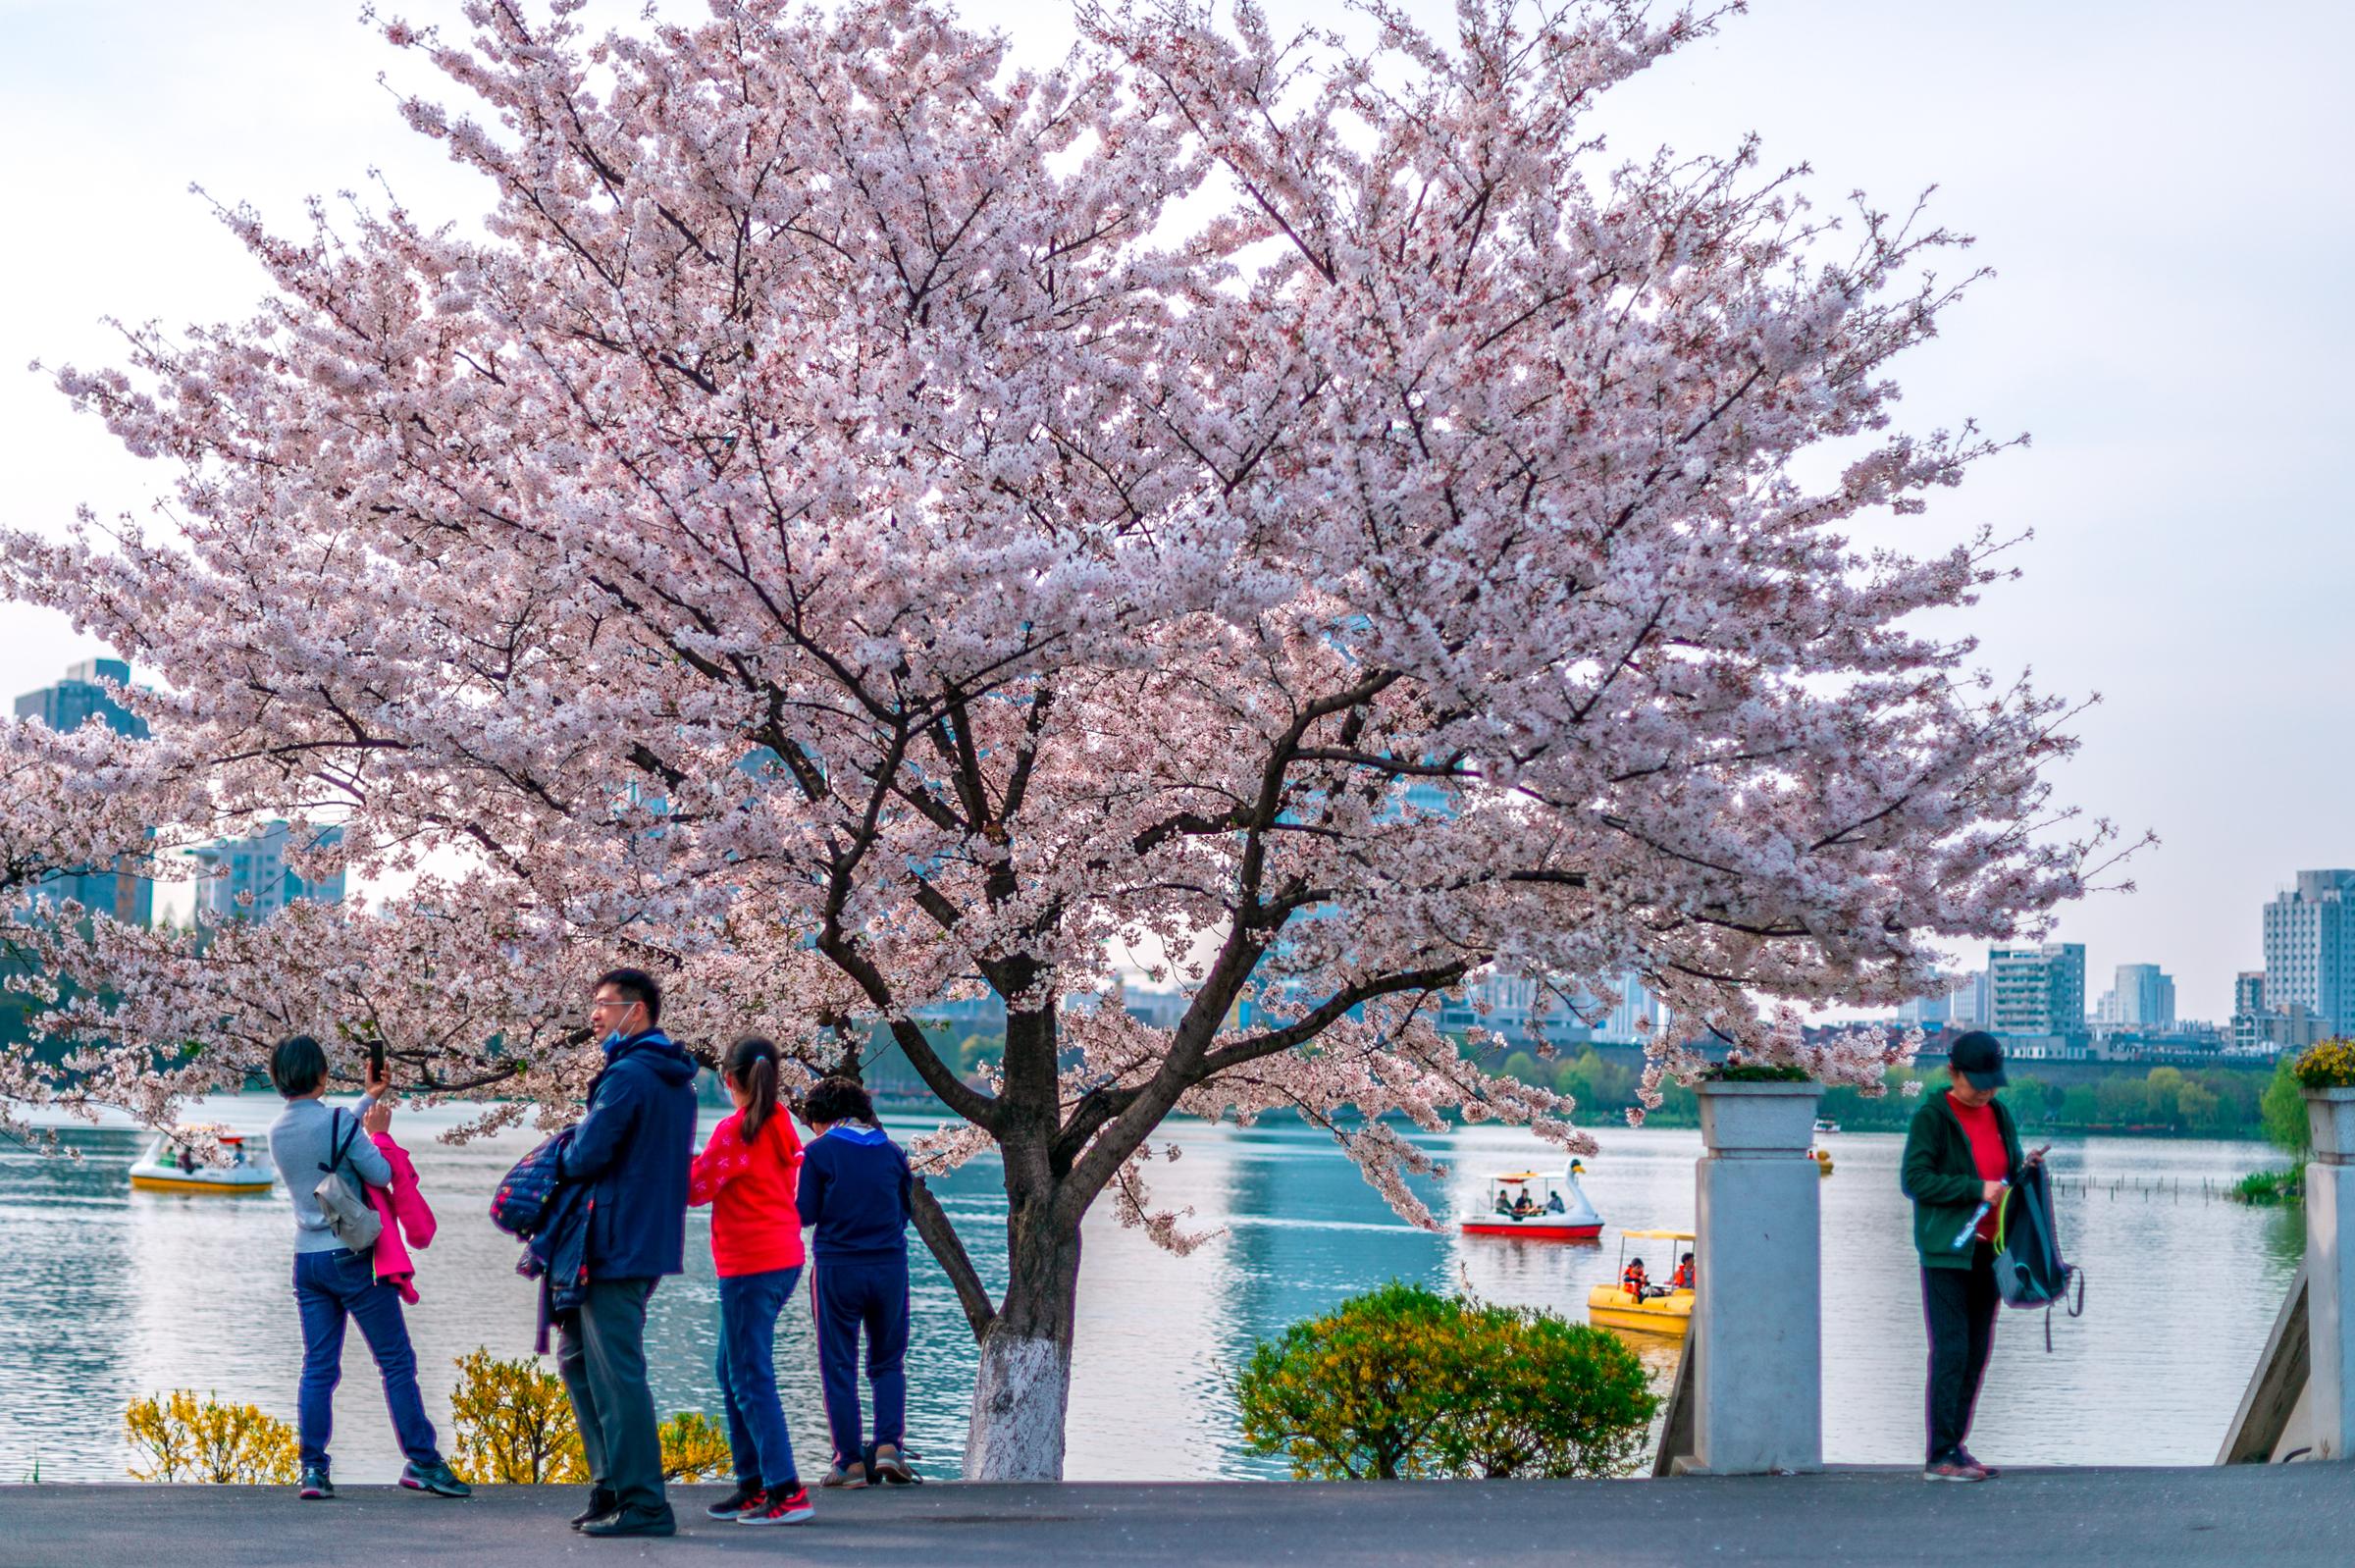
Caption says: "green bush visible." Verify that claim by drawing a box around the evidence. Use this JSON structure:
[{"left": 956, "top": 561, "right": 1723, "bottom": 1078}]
[
  {"left": 1234, "top": 1282, "right": 1656, "bottom": 1480},
  {"left": 2262, "top": 1056, "right": 2312, "bottom": 1155},
  {"left": 2231, "top": 1169, "right": 2301, "bottom": 1205}
]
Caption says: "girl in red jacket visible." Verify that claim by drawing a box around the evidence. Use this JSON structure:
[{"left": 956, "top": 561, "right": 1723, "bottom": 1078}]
[{"left": 689, "top": 1037, "right": 811, "bottom": 1526}]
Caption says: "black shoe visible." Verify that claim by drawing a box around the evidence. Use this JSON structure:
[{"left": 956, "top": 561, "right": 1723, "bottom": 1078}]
[
  {"left": 399, "top": 1460, "right": 473, "bottom": 1498},
  {"left": 705, "top": 1480, "right": 763, "bottom": 1519},
  {"left": 582, "top": 1509, "right": 677, "bottom": 1539},
  {"left": 297, "top": 1467, "right": 334, "bottom": 1501},
  {"left": 570, "top": 1487, "right": 619, "bottom": 1529}
]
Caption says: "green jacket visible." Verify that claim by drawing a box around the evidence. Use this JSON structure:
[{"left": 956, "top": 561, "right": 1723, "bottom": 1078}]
[{"left": 1900, "top": 1091, "right": 2024, "bottom": 1269}]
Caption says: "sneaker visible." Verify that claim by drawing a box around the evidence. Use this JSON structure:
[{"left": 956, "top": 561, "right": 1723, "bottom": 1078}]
[
  {"left": 820, "top": 1460, "right": 868, "bottom": 1489},
  {"left": 1923, "top": 1459, "right": 1988, "bottom": 1483},
  {"left": 297, "top": 1467, "right": 334, "bottom": 1501},
  {"left": 581, "top": 1509, "right": 677, "bottom": 1539},
  {"left": 737, "top": 1484, "right": 814, "bottom": 1526},
  {"left": 1956, "top": 1448, "right": 2000, "bottom": 1479},
  {"left": 399, "top": 1460, "right": 473, "bottom": 1498},
  {"left": 871, "top": 1443, "right": 918, "bottom": 1485},
  {"left": 570, "top": 1487, "right": 618, "bottom": 1530},
  {"left": 704, "top": 1481, "right": 765, "bottom": 1520}
]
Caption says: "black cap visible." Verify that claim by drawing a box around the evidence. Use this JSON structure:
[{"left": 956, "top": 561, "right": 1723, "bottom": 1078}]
[{"left": 1948, "top": 1029, "right": 2008, "bottom": 1090}]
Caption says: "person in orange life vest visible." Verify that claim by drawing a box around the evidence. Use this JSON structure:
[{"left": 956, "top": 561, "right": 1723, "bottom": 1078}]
[
  {"left": 1669, "top": 1253, "right": 1695, "bottom": 1291},
  {"left": 1621, "top": 1257, "right": 1648, "bottom": 1299}
]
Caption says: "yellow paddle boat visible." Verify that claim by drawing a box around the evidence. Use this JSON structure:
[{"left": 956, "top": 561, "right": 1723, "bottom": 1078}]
[
  {"left": 1586, "top": 1228, "right": 1696, "bottom": 1339},
  {"left": 128, "top": 1129, "right": 275, "bottom": 1196}
]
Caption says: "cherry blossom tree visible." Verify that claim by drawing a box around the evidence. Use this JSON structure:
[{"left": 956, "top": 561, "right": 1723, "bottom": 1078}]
[{"left": 1, "top": 0, "right": 2114, "bottom": 1476}]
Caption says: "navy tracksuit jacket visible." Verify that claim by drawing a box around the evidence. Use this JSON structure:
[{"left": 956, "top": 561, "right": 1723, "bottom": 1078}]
[{"left": 795, "top": 1124, "right": 914, "bottom": 1467}]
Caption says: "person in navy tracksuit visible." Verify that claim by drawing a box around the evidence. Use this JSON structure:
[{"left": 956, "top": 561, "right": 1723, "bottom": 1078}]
[{"left": 795, "top": 1076, "right": 918, "bottom": 1487}]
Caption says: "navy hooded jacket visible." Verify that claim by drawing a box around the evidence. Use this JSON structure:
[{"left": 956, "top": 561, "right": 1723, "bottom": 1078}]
[
  {"left": 795, "top": 1123, "right": 913, "bottom": 1263},
  {"left": 555, "top": 1027, "right": 699, "bottom": 1281}
]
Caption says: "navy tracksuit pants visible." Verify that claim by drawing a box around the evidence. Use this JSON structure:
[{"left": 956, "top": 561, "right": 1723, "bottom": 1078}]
[{"left": 811, "top": 1253, "right": 909, "bottom": 1469}]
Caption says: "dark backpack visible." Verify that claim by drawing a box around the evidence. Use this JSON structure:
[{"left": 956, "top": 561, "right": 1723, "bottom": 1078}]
[
  {"left": 1995, "top": 1162, "right": 2085, "bottom": 1348},
  {"left": 490, "top": 1131, "right": 568, "bottom": 1239}
]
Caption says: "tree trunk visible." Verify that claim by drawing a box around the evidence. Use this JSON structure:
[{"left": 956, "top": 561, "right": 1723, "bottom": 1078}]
[{"left": 962, "top": 1201, "right": 1082, "bottom": 1480}]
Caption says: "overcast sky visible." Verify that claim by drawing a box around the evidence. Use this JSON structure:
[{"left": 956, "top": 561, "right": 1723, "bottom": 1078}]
[{"left": 2, "top": 1, "right": 2347, "bottom": 1019}]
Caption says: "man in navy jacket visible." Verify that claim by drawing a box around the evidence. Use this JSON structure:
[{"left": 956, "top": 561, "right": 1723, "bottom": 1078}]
[{"left": 553, "top": 967, "right": 699, "bottom": 1538}]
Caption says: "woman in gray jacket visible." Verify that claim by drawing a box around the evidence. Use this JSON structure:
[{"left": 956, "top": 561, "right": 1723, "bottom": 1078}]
[{"left": 265, "top": 1034, "right": 469, "bottom": 1501}]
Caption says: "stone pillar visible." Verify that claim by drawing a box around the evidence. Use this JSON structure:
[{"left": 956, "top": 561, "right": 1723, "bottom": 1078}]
[
  {"left": 2306, "top": 1086, "right": 2355, "bottom": 1460},
  {"left": 1691, "top": 1079, "right": 1823, "bottom": 1476}
]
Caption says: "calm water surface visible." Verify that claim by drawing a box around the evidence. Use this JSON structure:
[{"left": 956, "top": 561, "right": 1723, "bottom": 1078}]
[{"left": 0, "top": 1100, "right": 2304, "bottom": 1482}]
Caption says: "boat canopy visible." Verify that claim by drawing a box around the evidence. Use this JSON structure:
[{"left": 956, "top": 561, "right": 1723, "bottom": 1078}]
[
  {"left": 1490, "top": 1172, "right": 1544, "bottom": 1181},
  {"left": 1618, "top": 1228, "right": 1696, "bottom": 1241}
]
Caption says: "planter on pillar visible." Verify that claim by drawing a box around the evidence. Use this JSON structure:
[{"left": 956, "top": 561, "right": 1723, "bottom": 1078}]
[
  {"left": 2305, "top": 1084, "right": 2355, "bottom": 1460},
  {"left": 1689, "top": 1079, "right": 1823, "bottom": 1476}
]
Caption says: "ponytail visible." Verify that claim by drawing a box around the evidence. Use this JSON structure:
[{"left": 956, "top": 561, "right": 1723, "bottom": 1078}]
[{"left": 725, "top": 1036, "right": 782, "bottom": 1142}]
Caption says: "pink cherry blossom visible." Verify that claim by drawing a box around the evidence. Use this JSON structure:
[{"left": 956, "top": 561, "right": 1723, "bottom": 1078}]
[{"left": 0, "top": 0, "right": 2122, "bottom": 1476}]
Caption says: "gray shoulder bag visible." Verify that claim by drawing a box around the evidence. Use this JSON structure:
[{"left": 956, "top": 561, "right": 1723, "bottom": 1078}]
[{"left": 314, "top": 1108, "right": 384, "bottom": 1253}]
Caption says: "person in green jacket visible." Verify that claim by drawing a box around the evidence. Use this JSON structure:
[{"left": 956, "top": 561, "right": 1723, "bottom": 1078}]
[{"left": 1900, "top": 1030, "right": 2045, "bottom": 1483}]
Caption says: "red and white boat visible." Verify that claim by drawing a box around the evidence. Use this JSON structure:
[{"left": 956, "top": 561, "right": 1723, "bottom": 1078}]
[{"left": 1460, "top": 1161, "right": 1602, "bottom": 1241}]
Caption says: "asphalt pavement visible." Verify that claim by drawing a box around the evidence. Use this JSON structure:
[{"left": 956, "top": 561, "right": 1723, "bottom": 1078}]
[{"left": 0, "top": 1468, "right": 2348, "bottom": 1568}]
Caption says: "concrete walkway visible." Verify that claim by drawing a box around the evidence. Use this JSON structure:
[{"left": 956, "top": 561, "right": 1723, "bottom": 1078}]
[{"left": 0, "top": 1470, "right": 2348, "bottom": 1568}]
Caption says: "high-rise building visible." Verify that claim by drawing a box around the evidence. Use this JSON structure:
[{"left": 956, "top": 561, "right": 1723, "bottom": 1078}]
[
  {"left": 1987, "top": 943, "right": 2087, "bottom": 1037},
  {"left": 2098, "top": 964, "right": 2175, "bottom": 1029},
  {"left": 2263, "top": 870, "right": 2355, "bottom": 1036},
  {"left": 1600, "top": 974, "right": 1663, "bottom": 1044},
  {"left": 12, "top": 658, "right": 152, "bottom": 926},
  {"left": 1898, "top": 988, "right": 1952, "bottom": 1027},
  {"left": 193, "top": 822, "right": 346, "bottom": 924}
]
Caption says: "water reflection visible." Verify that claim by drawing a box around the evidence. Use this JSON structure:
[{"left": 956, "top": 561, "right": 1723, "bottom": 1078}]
[{"left": 0, "top": 1104, "right": 2305, "bottom": 1481}]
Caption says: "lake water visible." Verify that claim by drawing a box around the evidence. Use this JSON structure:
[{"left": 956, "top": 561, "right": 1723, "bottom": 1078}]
[{"left": 0, "top": 1099, "right": 2306, "bottom": 1483}]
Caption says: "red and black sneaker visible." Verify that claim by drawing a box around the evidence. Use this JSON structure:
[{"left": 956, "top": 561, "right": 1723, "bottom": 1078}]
[
  {"left": 736, "top": 1484, "right": 814, "bottom": 1526},
  {"left": 703, "top": 1481, "right": 763, "bottom": 1520}
]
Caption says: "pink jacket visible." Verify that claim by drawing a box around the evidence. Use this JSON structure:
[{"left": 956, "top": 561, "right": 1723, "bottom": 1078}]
[{"left": 367, "top": 1132, "right": 437, "bottom": 1303}]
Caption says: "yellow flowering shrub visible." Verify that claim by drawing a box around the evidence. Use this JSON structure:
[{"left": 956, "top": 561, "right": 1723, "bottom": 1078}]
[
  {"left": 448, "top": 1348, "right": 589, "bottom": 1484},
  {"left": 656, "top": 1411, "right": 734, "bottom": 1483},
  {"left": 124, "top": 1390, "right": 298, "bottom": 1484},
  {"left": 448, "top": 1346, "right": 737, "bottom": 1486},
  {"left": 2295, "top": 1040, "right": 2355, "bottom": 1089},
  {"left": 1234, "top": 1282, "right": 1655, "bottom": 1480}
]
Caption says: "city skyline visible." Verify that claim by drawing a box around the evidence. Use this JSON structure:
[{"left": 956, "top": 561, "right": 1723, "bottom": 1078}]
[{"left": 3, "top": 0, "right": 2350, "bottom": 1020}]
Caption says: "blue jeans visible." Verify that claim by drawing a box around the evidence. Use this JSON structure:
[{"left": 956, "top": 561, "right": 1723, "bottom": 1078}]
[
  {"left": 811, "top": 1255, "right": 908, "bottom": 1470},
  {"left": 715, "top": 1266, "right": 803, "bottom": 1489},
  {"left": 292, "top": 1248, "right": 440, "bottom": 1473}
]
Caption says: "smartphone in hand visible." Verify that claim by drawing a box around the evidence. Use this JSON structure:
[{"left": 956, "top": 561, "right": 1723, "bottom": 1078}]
[{"left": 368, "top": 1041, "right": 388, "bottom": 1086}]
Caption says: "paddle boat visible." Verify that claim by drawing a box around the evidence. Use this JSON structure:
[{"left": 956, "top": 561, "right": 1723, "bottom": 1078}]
[
  {"left": 1460, "top": 1160, "right": 1602, "bottom": 1241},
  {"left": 1586, "top": 1227, "right": 1696, "bottom": 1339},
  {"left": 128, "top": 1129, "right": 275, "bottom": 1196},
  {"left": 1812, "top": 1117, "right": 1841, "bottom": 1135}
]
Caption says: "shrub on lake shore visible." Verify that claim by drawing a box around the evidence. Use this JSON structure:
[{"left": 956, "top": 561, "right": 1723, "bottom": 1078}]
[
  {"left": 448, "top": 1346, "right": 737, "bottom": 1485},
  {"left": 123, "top": 1390, "right": 297, "bottom": 1484},
  {"left": 448, "top": 1349, "right": 589, "bottom": 1485},
  {"left": 1234, "top": 1282, "right": 1655, "bottom": 1480}
]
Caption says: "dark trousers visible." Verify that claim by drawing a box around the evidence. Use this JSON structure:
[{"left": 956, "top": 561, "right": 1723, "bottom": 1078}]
[
  {"left": 292, "top": 1247, "right": 440, "bottom": 1474},
  {"left": 716, "top": 1266, "right": 803, "bottom": 1489},
  {"left": 556, "top": 1278, "right": 668, "bottom": 1519},
  {"left": 1921, "top": 1244, "right": 2002, "bottom": 1464},
  {"left": 811, "top": 1255, "right": 909, "bottom": 1469}
]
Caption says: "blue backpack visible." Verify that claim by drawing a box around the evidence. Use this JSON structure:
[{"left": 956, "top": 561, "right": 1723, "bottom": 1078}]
[
  {"left": 490, "top": 1131, "right": 568, "bottom": 1239},
  {"left": 1995, "top": 1163, "right": 2085, "bottom": 1348}
]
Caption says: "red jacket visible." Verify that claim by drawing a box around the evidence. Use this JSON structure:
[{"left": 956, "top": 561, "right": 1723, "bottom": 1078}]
[{"left": 689, "top": 1109, "right": 806, "bottom": 1278}]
